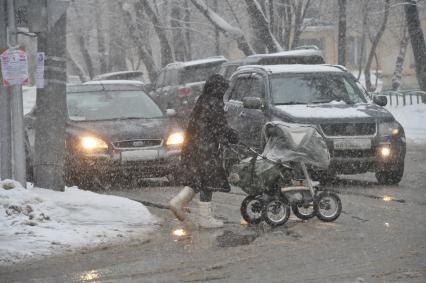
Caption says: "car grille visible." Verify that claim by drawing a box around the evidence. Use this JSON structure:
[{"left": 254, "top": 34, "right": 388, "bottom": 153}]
[
  {"left": 332, "top": 149, "right": 375, "bottom": 158},
  {"left": 113, "top": 139, "right": 162, "bottom": 149},
  {"left": 321, "top": 123, "right": 376, "bottom": 136}
]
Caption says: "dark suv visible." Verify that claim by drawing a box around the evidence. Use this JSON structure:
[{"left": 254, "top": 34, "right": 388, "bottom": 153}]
[
  {"left": 150, "top": 56, "right": 227, "bottom": 120},
  {"left": 224, "top": 64, "right": 406, "bottom": 185}
]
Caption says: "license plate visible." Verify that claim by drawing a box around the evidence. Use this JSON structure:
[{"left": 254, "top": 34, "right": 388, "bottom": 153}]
[
  {"left": 121, "top": 149, "right": 159, "bottom": 162},
  {"left": 333, "top": 139, "right": 371, "bottom": 150}
]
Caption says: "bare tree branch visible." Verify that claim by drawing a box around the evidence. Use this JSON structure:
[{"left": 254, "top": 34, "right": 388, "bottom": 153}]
[
  {"left": 190, "top": 0, "right": 254, "bottom": 55},
  {"left": 364, "top": 0, "right": 391, "bottom": 91}
]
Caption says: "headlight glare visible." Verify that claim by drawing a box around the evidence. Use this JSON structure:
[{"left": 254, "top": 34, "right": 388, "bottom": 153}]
[
  {"left": 166, "top": 132, "right": 185, "bottom": 146},
  {"left": 81, "top": 136, "right": 108, "bottom": 150},
  {"left": 380, "top": 146, "right": 391, "bottom": 158},
  {"left": 378, "top": 122, "right": 400, "bottom": 136}
]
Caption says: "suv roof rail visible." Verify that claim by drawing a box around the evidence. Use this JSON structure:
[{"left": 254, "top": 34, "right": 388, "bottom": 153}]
[
  {"left": 237, "top": 64, "right": 271, "bottom": 73},
  {"left": 165, "top": 56, "right": 227, "bottom": 68},
  {"left": 322, "top": 64, "right": 348, "bottom": 72}
]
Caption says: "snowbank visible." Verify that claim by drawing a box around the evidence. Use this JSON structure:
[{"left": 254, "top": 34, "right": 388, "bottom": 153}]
[
  {"left": 386, "top": 103, "right": 426, "bottom": 144},
  {"left": 0, "top": 180, "right": 157, "bottom": 266}
]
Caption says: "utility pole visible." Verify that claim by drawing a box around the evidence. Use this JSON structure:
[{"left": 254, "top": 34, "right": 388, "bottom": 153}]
[
  {"left": 6, "top": 0, "right": 26, "bottom": 186},
  {"left": 33, "top": 0, "right": 68, "bottom": 191},
  {"left": 337, "top": 0, "right": 347, "bottom": 66},
  {"left": 0, "top": 0, "right": 12, "bottom": 180}
]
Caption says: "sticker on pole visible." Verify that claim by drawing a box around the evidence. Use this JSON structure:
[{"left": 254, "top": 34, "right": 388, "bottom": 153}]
[
  {"left": 0, "top": 48, "right": 29, "bottom": 87},
  {"left": 35, "top": 52, "right": 45, "bottom": 88}
]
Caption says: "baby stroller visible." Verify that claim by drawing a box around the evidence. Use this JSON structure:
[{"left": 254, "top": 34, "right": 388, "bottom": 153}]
[{"left": 229, "top": 121, "right": 342, "bottom": 226}]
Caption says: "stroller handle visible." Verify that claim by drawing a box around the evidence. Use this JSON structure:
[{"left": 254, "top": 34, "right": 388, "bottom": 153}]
[{"left": 234, "top": 142, "right": 292, "bottom": 169}]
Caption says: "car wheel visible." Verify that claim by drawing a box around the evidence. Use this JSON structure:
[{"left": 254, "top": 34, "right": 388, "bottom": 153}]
[{"left": 375, "top": 162, "right": 404, "bottom": 185}]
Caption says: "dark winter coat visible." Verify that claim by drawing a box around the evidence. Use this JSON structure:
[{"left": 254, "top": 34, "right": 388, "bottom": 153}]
[{"left": 180, "top": 74, "right": 238, "bottom": 192}]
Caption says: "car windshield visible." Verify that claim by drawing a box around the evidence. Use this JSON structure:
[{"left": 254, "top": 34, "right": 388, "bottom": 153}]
[
  {"left": 67, "top": 90, "right": 163, "bottom": 121},
  {"left": 270, "top": 73, "right": 367, "bottom": 105}
]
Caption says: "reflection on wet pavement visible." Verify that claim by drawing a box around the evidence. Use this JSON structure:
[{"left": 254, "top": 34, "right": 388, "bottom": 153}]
[{"left": 80, "top": 270, "right": 101, "bottom": 282}]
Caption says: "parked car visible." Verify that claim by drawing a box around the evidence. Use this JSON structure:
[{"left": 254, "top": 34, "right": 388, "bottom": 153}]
[
  {"left": 150, "top": 56, "right": 227, "bottom": 121},
  {"left": 92, "top": 71, "right": 145, "bottom": 84},
  {"left": 218, "top": 49, "right": 325, "bottom": 80},
  {"left": 25, "top": 81, "right": 184, "bottom": 189},
  {"left": 224, "top": 64, "right": 406, "bottom": 185}
]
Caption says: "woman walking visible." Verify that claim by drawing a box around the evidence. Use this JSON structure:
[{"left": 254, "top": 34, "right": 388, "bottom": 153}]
[{"left": 169, "top": 74, "right": 238, "bottom": 229}]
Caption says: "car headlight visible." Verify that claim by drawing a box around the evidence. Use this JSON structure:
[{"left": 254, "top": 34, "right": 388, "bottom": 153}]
[
  {"left": 166, "top": 132, "right": 185, "bottom": 146},
  {"left": 80, "top": 136, "right": 108, "bottom": 151},
  {"left": 378, "top": 122, "right": 400, "bottom": 136}
]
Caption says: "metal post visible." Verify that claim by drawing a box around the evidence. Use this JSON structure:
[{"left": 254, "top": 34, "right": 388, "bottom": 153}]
[
  {"left": 7, "top": 0, "right": 26, "bottom": 187},
  {"left": 0, "top": 0, "right": 13, "bottom": 180}
]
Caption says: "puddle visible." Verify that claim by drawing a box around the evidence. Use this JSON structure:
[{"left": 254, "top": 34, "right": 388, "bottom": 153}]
[{"left": 216, "top": 230, "right": 258, "bottom": 248}]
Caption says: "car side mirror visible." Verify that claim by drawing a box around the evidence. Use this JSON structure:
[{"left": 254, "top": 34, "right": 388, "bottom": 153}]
[
  {"left": 166, "top": 109, "right": 177, "bottom": 117},
  {"left": 373, "top": 95, "right": 387, "bottom": 106},
  {"left": 242, "top": 97, "right": 263, "bottom": 109}
]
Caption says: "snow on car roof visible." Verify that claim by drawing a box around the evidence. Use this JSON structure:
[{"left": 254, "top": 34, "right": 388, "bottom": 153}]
[
  {"left": 238, "top": 64, "right": 345, "bottom": 74},
  {"left": 167, "top": 56, "right": 227, "bottom": 68},
  {"left": 83, "top": 80, "right": 145, "bottom": 85},
  {"left": 248, "top": 49, "right": 323, "bottom": 58},
  {"left": 94, "top": 70, "right": 143, "bottom": 78}
]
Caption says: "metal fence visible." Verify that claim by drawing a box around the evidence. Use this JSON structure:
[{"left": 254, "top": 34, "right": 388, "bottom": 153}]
[{"left": 372, "top": 90, "right": 426, "bottom": 106}]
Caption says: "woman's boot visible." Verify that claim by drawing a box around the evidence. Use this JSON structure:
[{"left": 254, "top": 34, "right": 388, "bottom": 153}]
[
  {"left": 169, "top": 186, "right": 196, "bottom": 221},
  {"left": 198, "top": 201, "right": 224, "bottom": 228}
]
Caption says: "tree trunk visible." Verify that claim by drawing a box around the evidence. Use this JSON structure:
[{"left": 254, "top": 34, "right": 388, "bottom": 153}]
[
  {"left": 213, "top": 0, "right": 221, "bottom": 55},
  {"left": 364, "top": 0, "right": 390, "bottom": 91},
  {"left": 95, "top": 0, "right": 108, "bottom": 74},
  {"left": 337, "top": 0, "right": 346, "bottom": 66},
  {"left": 66, "top": 49, "right": 88, "bottom": 83},
  {"left": 78, "top": 35, "right": 95, "bottom": 79},
  {"left": 290, "top": 0, "right": 311, "bottom": 50},
  {"left": 245, "top": 0, "right": 282, "bottom": 53},
  {"left": 184, "top": 0, "right": 192, "bottom": 60},
  {"left": 171, "top": 2, "right": 186, "bottom": 61},
  {"left": 108, "top": 1, "right": 127, "bottom": 72},
  {"left": 405, "top": 0, "right": 426, "bottom": 93},
  {"left": 140, "top": 0, "right": 173, "bottom": 67},
  {"left": 121, "top": 3, "right": 159, "bottom": 82},
  {"left": 392, "top": 26, "right": 409, "bottom": 90},
  {"left": 357, "top": 0, "right": 368, "bottom": 80}
]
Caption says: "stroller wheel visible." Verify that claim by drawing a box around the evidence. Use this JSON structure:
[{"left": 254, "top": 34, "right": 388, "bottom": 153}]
[
  {"left": 240, "top": 195, "right": 263, "bottom": 224},
  {"left": 291, "top": 202, "right": 316, "bottom": 220},
  {"left": 314, "top": 191, "right": 342, "bottom": 222},
  {"left": 262, "top": 195, "right": 290, "bottom": 227}
]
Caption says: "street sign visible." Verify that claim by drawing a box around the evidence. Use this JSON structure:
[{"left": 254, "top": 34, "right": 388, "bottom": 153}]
[
  {"left": 35, "top": 52, "right": 45, "bottom": 88},
  {"left": 0, "top": 48, "right": 29, "bottom": 86}
]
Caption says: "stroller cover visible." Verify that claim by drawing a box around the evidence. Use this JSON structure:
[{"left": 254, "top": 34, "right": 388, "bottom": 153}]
[
  {"left": 232, "top": 121, "right": 330, "bottom": 195},
  {"left": 261, "top": 121, "right": 330, "bottom": 169}
]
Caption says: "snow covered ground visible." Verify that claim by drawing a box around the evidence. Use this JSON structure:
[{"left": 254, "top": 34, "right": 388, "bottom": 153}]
[
  {"left": 0, "top": 180, "right": 157, "bottom": 266},
  {"left": 386, "top": 103, "right": 426, "bottom": 144}
]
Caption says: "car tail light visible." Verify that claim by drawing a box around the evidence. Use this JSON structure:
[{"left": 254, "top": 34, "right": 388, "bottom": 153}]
[{"left": 177, "top": 87, "right": 191, "bottom": 97}]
